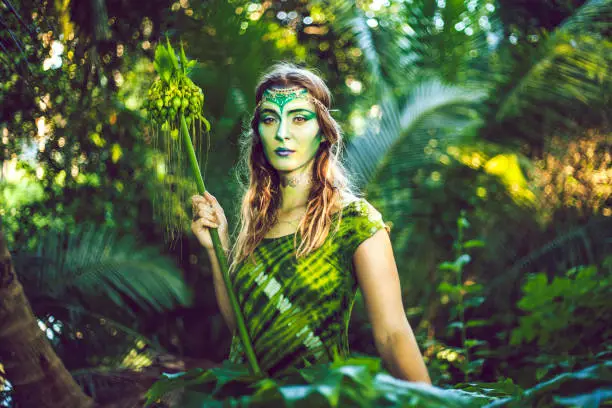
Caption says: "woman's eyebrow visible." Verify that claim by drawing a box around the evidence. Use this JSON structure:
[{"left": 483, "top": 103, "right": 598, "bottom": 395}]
[
  {"left": 261, "top": 107, "right": 315, "bottom": 116},
  {"left": 260, "top": 108, "right": 280, "bottom": 116},
  {"left": 286, "top": 108, "right": 315, "bottom": 114}
]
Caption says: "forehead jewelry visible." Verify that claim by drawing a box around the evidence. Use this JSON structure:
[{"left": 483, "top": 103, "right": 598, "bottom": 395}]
[{"left": 256, "top": 86, "right": 329, "bottom": 114}]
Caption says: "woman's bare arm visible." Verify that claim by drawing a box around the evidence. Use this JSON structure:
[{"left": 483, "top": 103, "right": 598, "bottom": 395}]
[{"left": 353, "top": 229, "right": 431, "bottom": 383}]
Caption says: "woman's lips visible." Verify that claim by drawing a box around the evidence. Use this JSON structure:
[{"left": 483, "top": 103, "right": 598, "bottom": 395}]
[{"left": 275, "top": 150, "right": 294, "bottom": 157}]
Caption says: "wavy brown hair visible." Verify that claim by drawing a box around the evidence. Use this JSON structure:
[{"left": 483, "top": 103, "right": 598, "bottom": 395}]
[{"left": 228, "top": 63, "right": 361, "bottom": 272}]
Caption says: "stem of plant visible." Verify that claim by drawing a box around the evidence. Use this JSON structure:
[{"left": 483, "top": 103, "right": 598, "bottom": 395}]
[
  {"left": 457, "top": 215, "right": 468, "bottom": 382},
  {"left": 180, "top": 114, "right": 262, "bottom": 375}
]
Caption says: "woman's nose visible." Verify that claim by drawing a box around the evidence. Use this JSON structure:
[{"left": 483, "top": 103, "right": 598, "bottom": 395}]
[{"left": 276, "top": 119, "right": 289, "bottom": 139}]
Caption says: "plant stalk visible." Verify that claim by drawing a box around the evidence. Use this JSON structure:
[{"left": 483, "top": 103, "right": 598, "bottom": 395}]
[
  {"left": 180, "top": 114, "right": 262, "bottom": 375},
  {"left": 456, "top": 215, "right": 468, "bottom": 382}
]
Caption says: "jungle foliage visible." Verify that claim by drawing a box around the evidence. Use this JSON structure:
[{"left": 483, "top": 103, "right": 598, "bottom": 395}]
[{"left": 1, "top": 0, "right": 611, "bottom": 406}]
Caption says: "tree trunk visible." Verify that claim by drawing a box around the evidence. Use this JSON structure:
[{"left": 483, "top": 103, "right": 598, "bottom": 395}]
[{"left": 0, "top": 220, "right": 94, "bottom": 407}]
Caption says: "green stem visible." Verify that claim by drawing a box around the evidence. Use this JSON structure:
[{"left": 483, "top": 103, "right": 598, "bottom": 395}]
[
  {"left": 180, "top": 114, "right": 262, "bottom": 375},
  {"left": 456, "top": 216, "right": 468, "bottom": 382}
]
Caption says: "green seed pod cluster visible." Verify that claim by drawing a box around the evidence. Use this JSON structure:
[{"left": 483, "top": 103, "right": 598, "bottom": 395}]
[{"left": 146, "top": 74, "right": 204, "bottom": 125}]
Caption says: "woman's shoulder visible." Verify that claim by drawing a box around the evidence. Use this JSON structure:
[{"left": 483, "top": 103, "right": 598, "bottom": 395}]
[
  {"left": 349, "top": 198, "right": 383, "bottom": 221},
  {"left": 337, "top": 196, "right": 389, "bottom": 256},
  {"left": 337, "top": 194, "right": 378, "bottom": 216},
  {"left": 337, "top": 193, "right": 361, "bottom": 209},
  {"left": 332, "top": 195, "right": 387, "bottom": 236}
]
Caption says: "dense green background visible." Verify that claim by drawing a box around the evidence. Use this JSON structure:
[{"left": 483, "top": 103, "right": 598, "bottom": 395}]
[{"left": 1, "top": 0, "right": 611, "bottom": 406}]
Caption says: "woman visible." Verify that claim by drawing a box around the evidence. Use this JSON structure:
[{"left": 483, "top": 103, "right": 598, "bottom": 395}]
[{"left": 191, "top": 63, "right": 430, "bottom": 383}]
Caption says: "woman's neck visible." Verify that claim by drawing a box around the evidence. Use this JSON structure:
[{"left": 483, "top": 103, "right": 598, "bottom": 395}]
[{"left": 277, "top": 159, "right": 314, "bottom": 214}]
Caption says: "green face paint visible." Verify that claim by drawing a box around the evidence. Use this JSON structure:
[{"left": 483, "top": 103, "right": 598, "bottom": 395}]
[
  {"left": 260, "top": 87, "right": 309, "bottom": 114},
  {"left": 257, "top": 90, "right": 323, "bottom": 175},
  {"left": 260, "top": 109, "right": 317, "bottom": 124}
]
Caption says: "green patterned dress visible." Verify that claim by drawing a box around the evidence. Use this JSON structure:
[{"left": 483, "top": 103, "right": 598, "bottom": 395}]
[{"left": 228, "top": 197, "right": 389, "bottom": 377}]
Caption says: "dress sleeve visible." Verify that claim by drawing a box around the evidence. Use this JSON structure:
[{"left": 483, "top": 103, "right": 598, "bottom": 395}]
[{"left": 346, "top": 199, "right": 390, "bottom": 257}]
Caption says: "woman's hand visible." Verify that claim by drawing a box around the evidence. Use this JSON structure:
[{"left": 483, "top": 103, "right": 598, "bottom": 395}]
[{"left": 191, "top": 192, "right": 229, "bottom": 252}]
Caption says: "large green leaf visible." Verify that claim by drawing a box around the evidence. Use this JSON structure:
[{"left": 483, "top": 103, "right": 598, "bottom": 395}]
[
  {"left": 145, "top": 357, "right": 492, "bottom": 407},
  {"left": 13, "top": 224, "right": 192, "bottom": 314},
  {"left": 483, "top": 361, "right": 612, "bottom": 407},
  {"left": 327, "top": 0, "right": 497, "bottom": 89},
  {"left": 491, "top": 0, "right": 612, "bottom": 145},
  {"left": 495, "top": 33, "right": 612, "bottom": 122},
  {"left": 322, "top": 1, "right": 489, "bottom": 190},
  {"left": 344, "top": 80, "right": 486, "bottom": 189}
]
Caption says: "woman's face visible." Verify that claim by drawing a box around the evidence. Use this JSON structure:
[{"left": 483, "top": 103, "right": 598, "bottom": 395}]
[{"left": 258, "top": 87, "right": 323, "bottom": 174}]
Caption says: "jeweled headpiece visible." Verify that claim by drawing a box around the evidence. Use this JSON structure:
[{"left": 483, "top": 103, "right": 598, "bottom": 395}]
[{"left": 256, "top": 86, "right": 329, "bottom": 113}]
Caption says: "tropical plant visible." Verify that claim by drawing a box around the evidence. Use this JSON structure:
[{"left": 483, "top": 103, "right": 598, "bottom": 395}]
[
  {"left": 2, "top": 0, "right": 611, "bottom": 405},
  {"left": 14, "top": 224, "right": 191, "bottom": 315},
  {"left": 435, "top": 212, "right": 488, "bottom": 382},
  {"left": 316, "top": 0, "right": 612, "bottom": 391},
  {"left": 0, "top": 223, "right": 201, "bottom": 406},
  {"left": 143, "top": 355, "right": 612, "bottom": 407},
  {"left": 510, "top": 261, "right": 612, "bottom": 379},
  {"left": 318, "top": 0, "right": 609, "bottom": 298},
  {"left": 1, "top": 0, "right": 296, "bottom": 404},
  {"left": 145, "top": 38, "right": 261, "bottom": 375},
  {"left": 484, "top": 0, "right": 612, "bottom": 149}
]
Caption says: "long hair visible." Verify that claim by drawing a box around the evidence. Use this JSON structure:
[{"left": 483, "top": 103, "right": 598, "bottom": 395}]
[{"left": 229, "top": 63, "right": 361, "bottom": 272}]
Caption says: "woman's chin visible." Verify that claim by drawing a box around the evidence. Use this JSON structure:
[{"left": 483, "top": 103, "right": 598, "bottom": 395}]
[{"left": 271, "top": 162, "right": 296, "bottom": 171}]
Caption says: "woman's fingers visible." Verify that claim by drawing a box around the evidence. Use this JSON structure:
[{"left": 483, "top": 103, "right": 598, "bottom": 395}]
[
  {"left": 193, "top": 192, "right": 216, "bottom": 203},
  {"left": 202, "top": 217, "right": 217, "bottom": 227},
  {"left": 193, "top": 197, "right": 211, "bottom": 208},
  {"left": 193, "top": 217, "right": 218, "bottom": 229},
  {"left": 190, "top": 193, "right": 225, "bottom": 251},
  {"left": 200, "top": 219, "right": 219, "bottom": 229},
  {"left": 192, "top": 195, "right": 216, "bottom": 214},
  {"left": 191, "top": 193, "right": 225, "bottom": 229},
  {"left": 205, "top": 191, "right": 217, "bottom": 203},
  {"left": 205, "top": 192, "right": 224, "bottom": 214},
  {"left": 198, "top": 209, "right": 219, "bottom": 223},
  {"left": 192, "top": 195, "right": 214, "bottom": 212},
  {"left": 192, "top": 195, "right": 206, "bottom": 205}
]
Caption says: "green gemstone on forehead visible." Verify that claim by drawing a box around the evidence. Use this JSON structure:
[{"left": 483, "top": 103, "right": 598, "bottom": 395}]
[{"left": 261, "top": 87, "right": 309, "bottom": 113}]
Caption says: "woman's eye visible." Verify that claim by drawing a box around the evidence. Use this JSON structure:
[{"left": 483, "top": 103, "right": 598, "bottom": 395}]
[
  {"left": 294, "top": 116, "right": 306, "bottom": 123},
  {"left": 262, "top": 117, "right": 276, "bottom": 124}
]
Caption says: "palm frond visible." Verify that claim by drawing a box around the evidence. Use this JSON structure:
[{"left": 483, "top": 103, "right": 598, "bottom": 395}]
[
  {"left": 329, "top": 0, "right": 386, "bottom": 89},
  {"left": 69, "top": 354, "right": 218, "bottom": 407},
  {"left": 326, "top": 0, "right": 491, "bottom": 189},
  {"left": 496, "top": 35, "right": 611, "bottom": 122},
  {"left": 13, "top": 224, "right": 192, "bottom": 314},
  {"left": 495, "top": 0, "right": 612, "bottom": 126},
  {"left": 558, "top": 0, "right": 612, "bottom": 36},
  {"left": 488, "top": 217, "right": 612, "bottom": 305},
  {"left": 34, "top": 302, "right": 167, "bottom": 379},
  {"left": 345, "top": 80, "right": 487, "bottom": 189},
  {"left": 71, "top": 367, "right": 155, "bottom": 407},
  {"left": 329, "top": 0, "right": 499, "bottom": 91},
  {"left": 51, "top": 303, "right": 167, "bottom": 355},
  {"left": 506, "top": 217, "right": 612, "bottom": 279}
]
